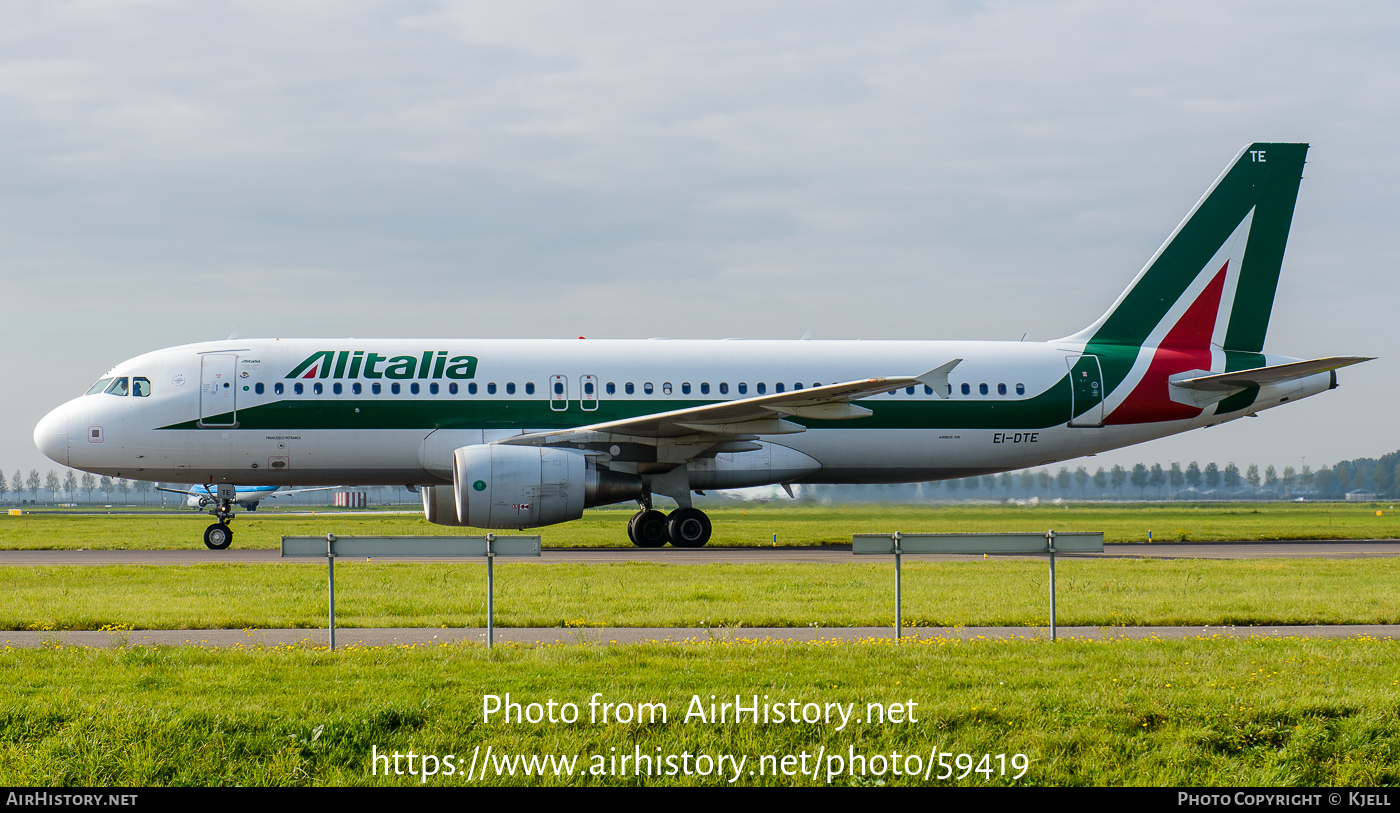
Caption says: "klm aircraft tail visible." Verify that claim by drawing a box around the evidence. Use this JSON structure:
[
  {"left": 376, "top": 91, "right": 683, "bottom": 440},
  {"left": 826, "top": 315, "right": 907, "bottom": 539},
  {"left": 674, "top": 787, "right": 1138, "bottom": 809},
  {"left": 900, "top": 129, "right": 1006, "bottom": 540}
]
[{"left": 1066, "top": 142, "right": 1308, "bottom": 354}]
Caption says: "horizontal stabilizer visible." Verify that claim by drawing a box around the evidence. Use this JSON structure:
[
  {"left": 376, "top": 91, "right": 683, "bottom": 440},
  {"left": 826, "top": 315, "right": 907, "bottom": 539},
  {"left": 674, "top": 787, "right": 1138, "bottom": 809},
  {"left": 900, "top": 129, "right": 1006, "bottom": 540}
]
[{"left": 1170, "top": 356, "right": 1373, "bottom": 392}]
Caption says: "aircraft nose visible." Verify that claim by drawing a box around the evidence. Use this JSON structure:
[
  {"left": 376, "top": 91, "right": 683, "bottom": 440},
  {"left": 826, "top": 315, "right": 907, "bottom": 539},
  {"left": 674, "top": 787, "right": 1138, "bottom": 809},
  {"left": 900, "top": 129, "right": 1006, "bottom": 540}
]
[{"left": 34, "top": 404, "right": 70, "bottom": 466}]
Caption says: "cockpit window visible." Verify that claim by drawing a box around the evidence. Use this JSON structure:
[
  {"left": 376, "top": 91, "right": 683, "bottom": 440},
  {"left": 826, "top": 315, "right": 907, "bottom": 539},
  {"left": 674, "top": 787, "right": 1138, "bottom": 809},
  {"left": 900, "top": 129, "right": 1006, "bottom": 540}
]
[
  {"left": 133, "top": 377, "right": 151, "bottom": 397},
  {"left": 104, "top": 377, "right": 129, "bottom": 396},
  {"left": 86, "top": 378, "right": 113, "bottom": 395}
]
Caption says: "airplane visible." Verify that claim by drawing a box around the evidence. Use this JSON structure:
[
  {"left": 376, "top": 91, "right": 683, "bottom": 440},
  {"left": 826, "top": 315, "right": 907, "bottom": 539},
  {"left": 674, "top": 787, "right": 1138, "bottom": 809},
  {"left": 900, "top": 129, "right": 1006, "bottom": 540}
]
[
  {"left": 34, "top": 142, "right": 1370, "bottom": 550},
  {"left": 155, "top": 483, "right": 339, "bottom": 511}
]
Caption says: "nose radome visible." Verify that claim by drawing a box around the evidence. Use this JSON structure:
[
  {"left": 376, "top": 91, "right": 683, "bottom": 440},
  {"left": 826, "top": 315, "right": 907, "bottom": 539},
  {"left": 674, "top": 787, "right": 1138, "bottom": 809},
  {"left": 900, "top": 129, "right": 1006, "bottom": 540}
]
[{"left": 34, "top": 404, "right": 70, "bottom": 466}]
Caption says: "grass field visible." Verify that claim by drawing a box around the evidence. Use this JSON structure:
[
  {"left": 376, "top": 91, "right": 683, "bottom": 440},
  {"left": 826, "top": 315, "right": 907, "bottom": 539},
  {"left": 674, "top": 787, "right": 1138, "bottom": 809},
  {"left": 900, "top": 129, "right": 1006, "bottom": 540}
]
[
  {"left": 4, "top": 503, "right": 1398, "bottom": 787},
  {"left": 1, "top": 637, "right": 1396, "bottom": 786},
  {"left": 2, "top": 502, "right": 1398, "bottom": 549},
  {"left": 4, "top": 558, "right": 1400, "bottom": 631}
]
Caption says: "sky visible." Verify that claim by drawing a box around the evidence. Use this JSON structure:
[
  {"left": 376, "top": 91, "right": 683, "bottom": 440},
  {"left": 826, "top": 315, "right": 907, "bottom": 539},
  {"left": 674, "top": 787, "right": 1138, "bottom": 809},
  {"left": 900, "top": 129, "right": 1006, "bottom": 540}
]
[{"left": 2, "top": 1, "right": 1397, "bottom": 482}]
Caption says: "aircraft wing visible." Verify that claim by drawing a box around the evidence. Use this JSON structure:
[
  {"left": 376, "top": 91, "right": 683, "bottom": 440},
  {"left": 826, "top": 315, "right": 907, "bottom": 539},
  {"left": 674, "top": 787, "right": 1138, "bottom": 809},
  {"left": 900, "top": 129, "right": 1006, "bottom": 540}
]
[
  {"left": 502, "top": 360, "right": 960, "bottom": 447},
  {"left": 155, "top": 485, "right": 200, "bottom": 496},
  {"left": 260, "top": 486, "right": 343, "bottom": 499},
  {"left": 1170, "top": 356, "right": 1373, "bottom": 392}
]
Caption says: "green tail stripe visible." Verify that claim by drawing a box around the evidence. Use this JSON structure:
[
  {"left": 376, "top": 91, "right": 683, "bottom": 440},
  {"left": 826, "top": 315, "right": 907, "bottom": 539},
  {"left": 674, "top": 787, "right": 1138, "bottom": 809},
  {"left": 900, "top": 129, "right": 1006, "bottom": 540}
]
[{"left": 1085, "top": 143, "right": 1308, "bottom": 391}]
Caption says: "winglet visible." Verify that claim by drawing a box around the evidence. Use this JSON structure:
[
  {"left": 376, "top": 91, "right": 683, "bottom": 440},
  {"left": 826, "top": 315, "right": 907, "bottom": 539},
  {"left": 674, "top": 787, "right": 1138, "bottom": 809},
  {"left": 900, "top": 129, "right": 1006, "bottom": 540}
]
[{"left": 916, "top": 359, "right": 962, "bottom": 399}]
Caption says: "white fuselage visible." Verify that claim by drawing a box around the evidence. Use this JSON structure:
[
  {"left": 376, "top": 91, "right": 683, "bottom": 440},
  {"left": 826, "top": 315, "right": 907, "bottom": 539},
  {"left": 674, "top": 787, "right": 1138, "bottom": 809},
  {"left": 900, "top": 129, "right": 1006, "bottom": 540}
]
[{"left": 33, "top": 337, "right": 1330, "bottom": 491}]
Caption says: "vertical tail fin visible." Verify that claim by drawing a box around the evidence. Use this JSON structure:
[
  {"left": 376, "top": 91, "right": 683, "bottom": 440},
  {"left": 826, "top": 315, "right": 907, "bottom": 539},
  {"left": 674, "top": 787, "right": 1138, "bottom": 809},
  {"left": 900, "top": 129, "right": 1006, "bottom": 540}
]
[{"left": 1067, "top": 143, "right": 1308, "bottom": 354}]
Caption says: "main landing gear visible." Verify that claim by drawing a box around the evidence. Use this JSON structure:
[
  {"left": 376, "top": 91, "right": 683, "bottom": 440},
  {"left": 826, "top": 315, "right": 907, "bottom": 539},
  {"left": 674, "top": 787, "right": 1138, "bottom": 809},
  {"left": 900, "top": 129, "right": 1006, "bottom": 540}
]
[
  {"left": 627, "top": 505, "right": 712, "bottom": 548},
  {"left": 203, "top": 495, "right": 236, "bottom": 551}
]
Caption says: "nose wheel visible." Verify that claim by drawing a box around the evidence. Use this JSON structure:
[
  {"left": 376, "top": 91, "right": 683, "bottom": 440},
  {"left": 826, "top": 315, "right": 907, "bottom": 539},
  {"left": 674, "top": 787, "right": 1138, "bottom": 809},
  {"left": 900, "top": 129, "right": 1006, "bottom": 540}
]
[
  {"left": 203, "top": 522, "right": 233, "bottom": 550},
  {"left": 203, "top": 497, "right": 236, "bottom": 550}
]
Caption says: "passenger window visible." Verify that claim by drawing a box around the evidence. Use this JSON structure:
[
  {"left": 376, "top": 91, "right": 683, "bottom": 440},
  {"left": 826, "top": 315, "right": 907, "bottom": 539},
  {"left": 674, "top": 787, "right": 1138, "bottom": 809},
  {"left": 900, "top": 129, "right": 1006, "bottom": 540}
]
[
  {"left": 449, "top": 383, "right": 458, "bottom": 395},
  {"left": 775, "top": 383, "right": 785, "bottom": 393},
  {"left": 719, "top": 383, "right": 728, "bottom": 395},
  {"left": 430, "top": 382, "right": 439, "bottom": 394},
  {"left": 353, "top": 383, "right": 363, "bottom": 395},
  {"left": 757, "top": 383, "right": 766, "bottom": 394},
  {"left": 468, "top": 382, "right": 477, "bottom": 395},
  {"left": 997, "top": 383, "right": 1007, "bottom": 395},
  {"left": 979, "top": 383, "right": 988, "bottom": 395},
  {"left": 1016, "top": 383, "right": 1025, "bottom": 395},
  {"left": 488, "top": 383, "right": 497, "bottom": 395},
  {"left": 738, "top": 383, "right": 747, "bottom": 395},
  {"left": 254, "top": 382, "right": 264, "bottom": 395},
  {"left": 626, "top": 383, "right": 635, "bottom": 395},
  {"left": 506, "top": 382, "right": 515, "bottom": 395},
  {"left": 295, "top": 383, "right": 304, "bottom": 395},
  {"left": 105, "top": 378, "right": 129, "bottom": 396},
  {"left": 526, "top": 382, "right": 535, "bottom": 395},
  {"left": 960, "top": 383, "right": 970, "bottom": 395},
  {"left": 86, "top": 378, "right": 113, "bottom": 395},
  {"left": 793, "top": 383, "right": 802, "bottom": 390},
  {"left": 905, "top": 386, "right": 915, "bottom": 395},
  {"left": 314, "top": 383, "right": 323, "bottom": 395},
  {"left": 681, "top": 383, "right": 691, "bottom": 395},
  {"left": 333, "top": 383, "right": 343, "bottom": 395},
  {"left": 924, "top": 385, "right": 933, "bottom": 395},
  {"left": 392, "top": 383, "right": 401, "bottom": 394},
  {"left": 553, "top": 382, "right": 564, "bottom": 395},
  {"left": 372, "top": 383, "right": 382, "bottom": 395},
  {"left": 663, "top": 383, "right": 672, "bottom": 395},
  {"left": 584, "top": 381, "right": 594, "bottom": 395},
  {"left": 411, "top": 383, "right": 421, "bottom": 394},
  {"left": 606, "top": 382, "right": 615, "bottom": 395},
  {"left": 274, "top": 383, "right": 284, "bottom": 395},
  {"left": 133, "top": 377, "right": 151, "bottom": 397}
]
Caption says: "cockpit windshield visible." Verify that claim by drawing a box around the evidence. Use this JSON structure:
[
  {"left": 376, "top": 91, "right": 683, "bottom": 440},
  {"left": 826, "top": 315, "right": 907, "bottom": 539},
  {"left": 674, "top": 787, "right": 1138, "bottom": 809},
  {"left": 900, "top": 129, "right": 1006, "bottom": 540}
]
[
  {"left": 86, "top": 378, "right": 113, "bottom": 395},
  {"left": 104, "top": 378, "right": 130, "bottom": 396}
]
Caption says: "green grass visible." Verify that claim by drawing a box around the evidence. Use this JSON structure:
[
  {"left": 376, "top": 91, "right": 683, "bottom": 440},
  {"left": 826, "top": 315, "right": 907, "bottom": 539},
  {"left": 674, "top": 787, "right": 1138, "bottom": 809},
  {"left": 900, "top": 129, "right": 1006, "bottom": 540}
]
[
  {"left": 2, "top": 502, "right": 1399, "bottom": 549},
  {"left": 1, "top": 638, "right": 1396, "bottom": 785},
  {"left": 4, "top": 558, "right": 1399, "bottom": 631}
]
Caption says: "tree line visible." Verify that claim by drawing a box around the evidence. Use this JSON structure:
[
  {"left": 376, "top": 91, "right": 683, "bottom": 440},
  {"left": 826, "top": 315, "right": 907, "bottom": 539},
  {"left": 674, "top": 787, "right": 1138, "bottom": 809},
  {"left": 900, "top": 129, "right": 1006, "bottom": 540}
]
[{"left": 4, "top": 452, "right": 1397, "bottom": 506}]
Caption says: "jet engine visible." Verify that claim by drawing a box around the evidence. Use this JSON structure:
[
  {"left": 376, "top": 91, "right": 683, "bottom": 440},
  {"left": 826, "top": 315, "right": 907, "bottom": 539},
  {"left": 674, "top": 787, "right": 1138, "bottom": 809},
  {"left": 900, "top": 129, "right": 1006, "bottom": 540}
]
[{"left": 422, "top": 444, "right": 642, "bottom": 529}]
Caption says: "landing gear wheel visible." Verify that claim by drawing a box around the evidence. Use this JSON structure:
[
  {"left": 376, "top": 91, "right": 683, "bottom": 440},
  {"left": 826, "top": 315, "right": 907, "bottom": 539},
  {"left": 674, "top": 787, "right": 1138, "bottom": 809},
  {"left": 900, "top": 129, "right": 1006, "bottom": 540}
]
[
  {"left": 666, "top": 508, "right": 711, "bottom": 548},
  {"left": 204, "top": 523, "right": 233, "bottom": 551},
  {"left": 630, "top": 510, "right": 669, "bottom": 548}
]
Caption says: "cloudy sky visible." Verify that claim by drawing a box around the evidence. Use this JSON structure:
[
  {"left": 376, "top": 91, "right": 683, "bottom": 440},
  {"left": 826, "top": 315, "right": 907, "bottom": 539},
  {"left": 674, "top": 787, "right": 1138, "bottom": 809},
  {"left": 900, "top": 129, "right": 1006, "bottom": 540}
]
[{"left": 2, "top": 1, "right": 1396, "bottom": 481}]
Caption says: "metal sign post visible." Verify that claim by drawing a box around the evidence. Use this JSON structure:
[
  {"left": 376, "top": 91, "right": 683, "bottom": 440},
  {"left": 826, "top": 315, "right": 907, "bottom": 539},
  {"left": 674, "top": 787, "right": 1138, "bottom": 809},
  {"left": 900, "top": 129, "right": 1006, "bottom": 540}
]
[
  {"left": 853, "top": 530, "right": 1103, "bottom": 641},
  {"left": 281, "top": 534, "right": 542, "bottom": 650},
  {"left": 1046, "top": 530, "right": 1056, "bottom": 642},
  {"left": 486, "top": 533, "right": 495, "bottom": 648}
]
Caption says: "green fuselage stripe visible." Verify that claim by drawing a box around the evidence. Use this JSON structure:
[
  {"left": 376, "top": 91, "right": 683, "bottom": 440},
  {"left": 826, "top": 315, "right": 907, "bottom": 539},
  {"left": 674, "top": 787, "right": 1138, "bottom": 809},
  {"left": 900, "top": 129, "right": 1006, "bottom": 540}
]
[{"left": 163, "top": 377, "right": 1075, "bottom": 432}]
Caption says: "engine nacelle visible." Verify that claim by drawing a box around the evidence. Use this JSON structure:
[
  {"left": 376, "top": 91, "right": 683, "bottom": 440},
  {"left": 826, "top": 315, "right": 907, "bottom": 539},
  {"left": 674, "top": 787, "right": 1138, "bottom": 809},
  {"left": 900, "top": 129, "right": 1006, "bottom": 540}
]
[
  {"left": 435, "top": 444, "right": 642, "bottom": 529},
  {"left": 421, "top": 484, "right": 466, "bottom": 526}
]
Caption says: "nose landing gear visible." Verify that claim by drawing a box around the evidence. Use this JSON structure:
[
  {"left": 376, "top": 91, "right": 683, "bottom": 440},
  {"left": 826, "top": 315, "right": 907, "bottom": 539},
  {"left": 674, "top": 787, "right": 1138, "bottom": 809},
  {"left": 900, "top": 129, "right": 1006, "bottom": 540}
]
[{"left": 203, "top": 493, "right": 236, "bottom": 550}]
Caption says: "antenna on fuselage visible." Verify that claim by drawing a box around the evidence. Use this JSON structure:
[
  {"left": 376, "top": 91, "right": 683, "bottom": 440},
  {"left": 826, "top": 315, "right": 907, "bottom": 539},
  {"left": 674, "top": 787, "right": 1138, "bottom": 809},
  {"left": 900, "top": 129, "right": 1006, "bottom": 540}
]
[{"left": 227, "top": 325, "right": 242, "bottom": 340}]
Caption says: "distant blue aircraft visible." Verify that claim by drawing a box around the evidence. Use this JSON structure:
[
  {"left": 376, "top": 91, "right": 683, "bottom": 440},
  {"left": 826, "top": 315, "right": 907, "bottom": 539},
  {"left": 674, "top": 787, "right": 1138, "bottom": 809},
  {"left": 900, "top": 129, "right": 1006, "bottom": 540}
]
[{"left": 155, "top": 484, "right": 338, "bottom": 511}]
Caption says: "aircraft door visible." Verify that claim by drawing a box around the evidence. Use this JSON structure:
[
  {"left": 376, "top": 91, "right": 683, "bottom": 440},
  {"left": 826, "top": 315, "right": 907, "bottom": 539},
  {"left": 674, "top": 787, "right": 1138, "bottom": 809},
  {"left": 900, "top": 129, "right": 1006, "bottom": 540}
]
[
  {"left": 199, "top": 354, "right": 238, "bottom": 427},
  {"left": 1066, "top": 354, "right": 1104, "bottom": 427},
  {"left": 580, "top": 375, "right": 599, "bottom": 411},
  {"left": 549, "top": 375, "right": 568, "bottom": 412}
]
